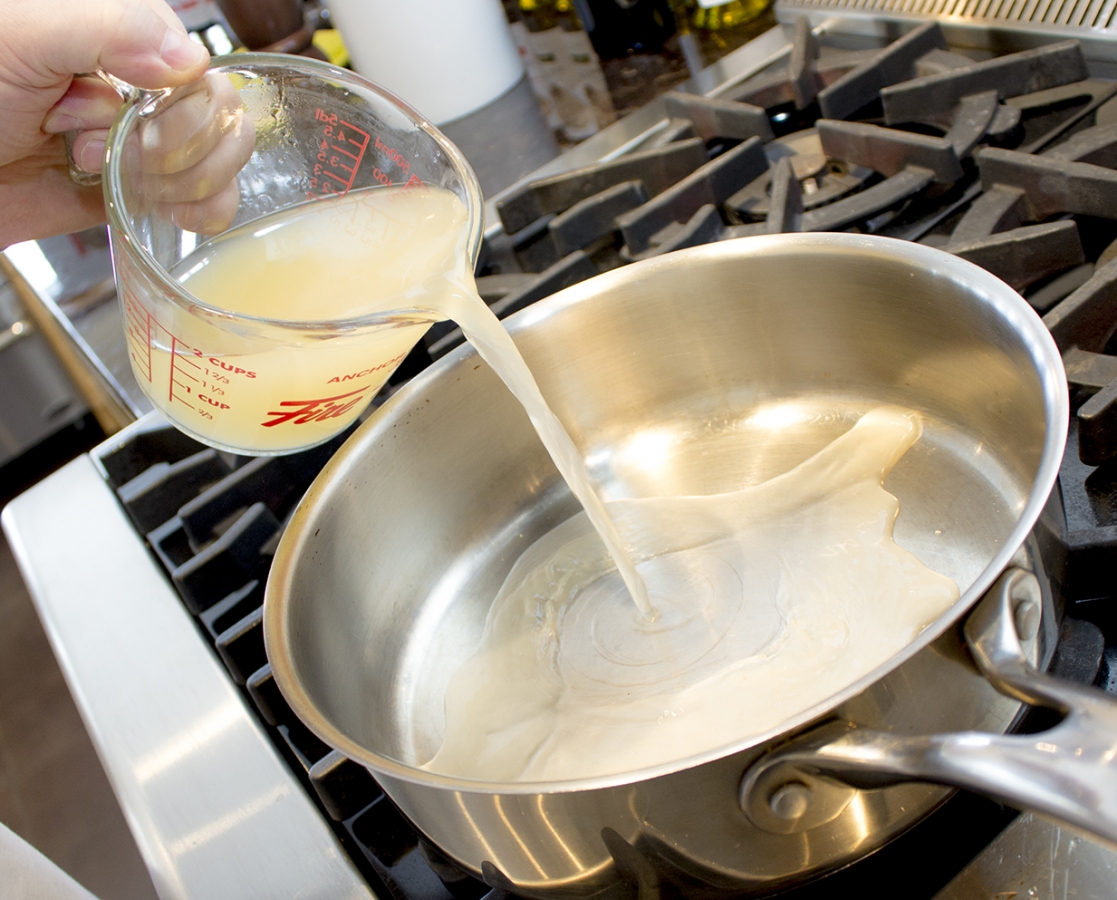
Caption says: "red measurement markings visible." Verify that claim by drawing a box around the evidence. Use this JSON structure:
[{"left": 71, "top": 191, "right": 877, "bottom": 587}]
[
  {"left": 121, "top": 289, "right": 155, "bottom": 383},
  {"left": 167, "top": 337, "right": 199, "bottom": 410},
  {"left": 373, "top": 136, "right": 423, "bottom": 189},
  {"left": 308, "top": 108, "right": 371, "bottom": 199},
  {"left": 120, "top": 290, "right": 231, "bottom": 416}
]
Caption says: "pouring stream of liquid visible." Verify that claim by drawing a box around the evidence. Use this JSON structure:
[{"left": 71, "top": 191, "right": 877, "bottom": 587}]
[
  {"left": 425, "top": 405, "right": 960, "bottom": 781},
  {"left": 175, "top": 184, "right": 961, "bottom": 783},
  {"left": 442, "top": 293, "right": 655, "bottom": 619},
  {"left": 177, "top": 184, "right": 654, "bottom": 617}
]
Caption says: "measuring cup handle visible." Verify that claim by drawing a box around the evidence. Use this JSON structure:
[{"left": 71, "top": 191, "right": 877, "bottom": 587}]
[{"left": 65, "top": 69, "right": 147, "bottom": 187}]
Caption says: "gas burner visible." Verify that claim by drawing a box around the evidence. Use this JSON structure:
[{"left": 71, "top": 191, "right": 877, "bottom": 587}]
[
  {"left": 725, "top": 129, "right": 873, "bottom": 220},
  {"left": 727, "top": 48, "right": 874, "bottom": 113},
  {"left": 490, "top": 21, "right": 1117, "bottom": 279}
]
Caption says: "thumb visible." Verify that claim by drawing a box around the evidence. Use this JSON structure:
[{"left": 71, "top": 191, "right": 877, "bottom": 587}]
[{"left": 33, "top": 0, "right": 210, "bottom": 90}]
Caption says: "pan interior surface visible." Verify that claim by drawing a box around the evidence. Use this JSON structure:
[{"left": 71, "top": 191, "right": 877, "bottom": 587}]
[
  {"left": 268, "top": 234, "right": 1062, "bottom": 789},
  {"left": 393, "top": 398, "right": 1023, "bottom": 768}
]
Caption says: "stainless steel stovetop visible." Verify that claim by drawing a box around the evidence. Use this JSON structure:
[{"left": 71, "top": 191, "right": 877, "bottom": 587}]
[{"left": 8, "top": 9, "right": 1117, "bottom": 899}]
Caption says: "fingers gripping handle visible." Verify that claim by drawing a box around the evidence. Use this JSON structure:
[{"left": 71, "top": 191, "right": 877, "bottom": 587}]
[
  {"left": 741, "top": 569, "right": 1117, "bottom": 846},
  {"left": 65, "top": 129, "right": 104, "bottom": 187},
  {"left": 65, "top": 70, "right": 154, "bottom": 186}
]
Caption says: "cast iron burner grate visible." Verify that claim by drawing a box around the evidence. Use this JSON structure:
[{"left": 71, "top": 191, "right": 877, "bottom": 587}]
[
  {"left": 89, "top": 19, "right": 1117, "bottom": 900},
  {"left": 94, "top": 419, "right": 496, "bottom": 900},
  {"left": 90, "top": 415, "right": 1115, "bottom": 900}
]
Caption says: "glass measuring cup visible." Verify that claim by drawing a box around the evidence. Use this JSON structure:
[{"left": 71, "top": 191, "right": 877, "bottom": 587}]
[{"left": 101, "top": 54, "right": 483, "bottom": 455}]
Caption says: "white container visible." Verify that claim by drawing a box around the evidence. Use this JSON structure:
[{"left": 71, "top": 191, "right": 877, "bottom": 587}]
[{"left": 325, "top": 0, "right": 525, "bottom": 125}]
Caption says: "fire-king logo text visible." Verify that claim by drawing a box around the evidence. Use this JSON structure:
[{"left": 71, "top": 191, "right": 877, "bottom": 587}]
[{"left": 260, "top": 387, "right": 368, "bottom": 427}]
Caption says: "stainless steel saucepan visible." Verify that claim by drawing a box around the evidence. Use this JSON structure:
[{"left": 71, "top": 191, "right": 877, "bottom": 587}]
[{"left": 264, "top": 233, "right": 1100, "bottom": 897}]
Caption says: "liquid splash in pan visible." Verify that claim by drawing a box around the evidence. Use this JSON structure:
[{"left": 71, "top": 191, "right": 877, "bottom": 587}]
[{"left": 425, "top": 406, "right": 960, "bottom": 782}]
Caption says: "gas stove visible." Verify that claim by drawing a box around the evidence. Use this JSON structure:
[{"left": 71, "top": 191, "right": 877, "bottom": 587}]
[{"left": 9, "top": 12, "right": 1117, "bottom": 900}]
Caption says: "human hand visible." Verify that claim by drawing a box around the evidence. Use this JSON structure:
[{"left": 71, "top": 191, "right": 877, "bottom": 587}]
[
  {"left": 124, "top": 70, "right": 257, "bottom": 235},
  {"left": 0, "top": 0, "right": 210, "bottom": 247}
]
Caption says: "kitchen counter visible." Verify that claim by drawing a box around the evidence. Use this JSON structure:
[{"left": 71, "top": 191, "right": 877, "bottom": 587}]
[{"left": 2, "top": 231, "right": 145, "bottom": 434}]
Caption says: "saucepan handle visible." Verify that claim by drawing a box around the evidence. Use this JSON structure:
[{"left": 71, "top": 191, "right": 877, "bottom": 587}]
[{"left": 740, "top": 568, "right": 1117, "bottom": 845}]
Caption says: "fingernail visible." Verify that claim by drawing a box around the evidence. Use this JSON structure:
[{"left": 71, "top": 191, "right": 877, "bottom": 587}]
[
  {"left": 161, "top": 28, "right": 209, "bottom": 70},
  {"left": 169, "top": 202, "right": 205, "bottom": 232},
  {"left": 43, "top": 111, "right": 82, "bottom": 134},
  {"left": 77, "top": 139, "right": 106, "bottom": 173}
]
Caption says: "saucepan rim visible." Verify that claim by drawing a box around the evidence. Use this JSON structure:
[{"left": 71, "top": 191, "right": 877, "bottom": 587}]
[{"left": 264, "top": 232, "right": 1070, "bottom": 794}]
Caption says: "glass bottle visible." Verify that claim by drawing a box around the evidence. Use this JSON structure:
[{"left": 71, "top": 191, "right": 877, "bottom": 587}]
[
  {"left": 514, "top": 0, "right": 616, "bottom": 142},
  {"left": 572, "top": 0, "right": 677, "bottom": 60}
]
